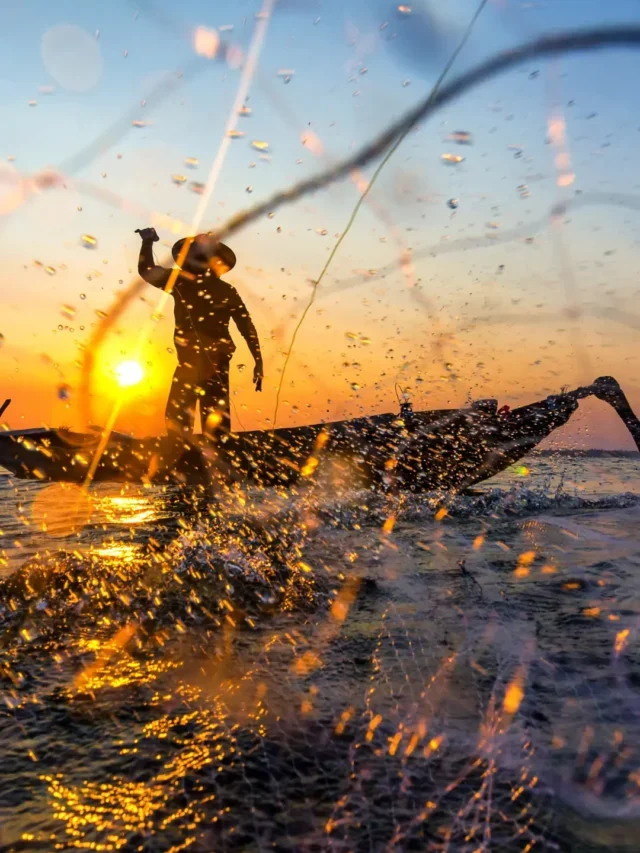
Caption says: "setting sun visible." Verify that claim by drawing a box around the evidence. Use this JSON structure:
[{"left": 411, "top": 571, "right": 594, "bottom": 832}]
[{"left": 115, "top": 360, "right": 144, "bottom": 388}]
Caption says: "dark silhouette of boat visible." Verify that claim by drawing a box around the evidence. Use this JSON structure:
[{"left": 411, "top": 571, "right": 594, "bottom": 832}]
[{"left": 0, "top": 377, "right": 637, "bottom": 492}]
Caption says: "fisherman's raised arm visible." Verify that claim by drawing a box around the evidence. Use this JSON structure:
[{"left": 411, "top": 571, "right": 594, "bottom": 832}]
[{"left": 137, "top": 227, "right": 170, "bottom": 289}]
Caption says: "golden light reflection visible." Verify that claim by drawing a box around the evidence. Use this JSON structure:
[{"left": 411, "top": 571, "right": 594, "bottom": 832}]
[
  {"left": 73, "top": 633, "right": 180, "bottom": 694},
  {"left": 31, "top": 483, "right": 93, "bottom": 538},
  {"left": 91, "top": 542, "right": 142, "bottom": 561},
  {"left": 95, "top": 493, "right": 158, "bottom": 525}
]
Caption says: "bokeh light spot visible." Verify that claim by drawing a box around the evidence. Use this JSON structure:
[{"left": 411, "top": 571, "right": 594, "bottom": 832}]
[{"left": 42, "top": 25, "right": 103, "bottom": 92}]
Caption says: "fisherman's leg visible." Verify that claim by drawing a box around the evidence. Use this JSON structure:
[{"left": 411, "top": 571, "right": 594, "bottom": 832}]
[
  {"left": 201, "top": 356, "right": 232, "bottom": 437},
  {"left": 165, "top": 361, "right": 198, "bottom": 434}
]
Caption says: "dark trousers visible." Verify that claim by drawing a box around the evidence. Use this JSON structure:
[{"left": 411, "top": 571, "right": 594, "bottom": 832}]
[{"left": 166, "top": 352, "right": 232, "bottom": 436}]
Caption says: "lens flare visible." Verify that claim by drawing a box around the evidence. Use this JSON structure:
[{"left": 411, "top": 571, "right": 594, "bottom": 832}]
[{"left": 115, "top": 360, "right": 144, "bottom": 388}]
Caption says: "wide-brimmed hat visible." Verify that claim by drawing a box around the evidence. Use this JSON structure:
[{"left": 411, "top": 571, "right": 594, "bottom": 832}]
[{"left": 171, "top": 234, "right": 236, "bottom": 271}]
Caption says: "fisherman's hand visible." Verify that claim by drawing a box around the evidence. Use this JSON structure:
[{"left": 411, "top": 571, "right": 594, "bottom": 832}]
[
  {"left": 136, "top": 227, "right": 159, "bottom": 242},
  {"left": 253, "top": 363, "right": 263, "bottom": 392}
]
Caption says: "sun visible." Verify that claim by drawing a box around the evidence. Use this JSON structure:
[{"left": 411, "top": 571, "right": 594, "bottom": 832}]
[{"left": 115, "top": 360, "right": 144, "bottom": 388}]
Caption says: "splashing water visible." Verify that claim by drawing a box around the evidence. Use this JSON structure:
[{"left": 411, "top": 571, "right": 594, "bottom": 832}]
[{"left": 1, "top": 457, "right": 639, "bottom": 850}]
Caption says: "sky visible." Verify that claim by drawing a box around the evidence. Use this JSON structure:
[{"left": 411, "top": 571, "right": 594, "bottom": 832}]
[{"left": 0, "top": 0, "right": 639, "bottom": 447}]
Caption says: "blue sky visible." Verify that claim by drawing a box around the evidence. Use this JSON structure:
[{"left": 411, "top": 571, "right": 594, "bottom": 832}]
[{"left": 0, "top": 0, "right": 639, "bottom": 446}]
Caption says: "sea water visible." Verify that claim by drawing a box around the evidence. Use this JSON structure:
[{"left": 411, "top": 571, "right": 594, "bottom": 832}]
[{"left": 1, "top": 453, "right": 639, "bottom": 851}]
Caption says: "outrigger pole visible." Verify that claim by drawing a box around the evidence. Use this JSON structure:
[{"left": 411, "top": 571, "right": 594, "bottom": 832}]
[{"left": 568, "top": 376, "right": 640, "bottom": 451}]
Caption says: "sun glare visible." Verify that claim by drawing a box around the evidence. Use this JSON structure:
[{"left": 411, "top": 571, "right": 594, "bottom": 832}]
[{"left": 115, "top": 360, "right": 144, "bottom": 388}]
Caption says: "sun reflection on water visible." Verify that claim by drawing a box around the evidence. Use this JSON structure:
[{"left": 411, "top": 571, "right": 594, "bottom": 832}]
[{"left": 94, "top": 493, "right": 159, "bottom": 526}]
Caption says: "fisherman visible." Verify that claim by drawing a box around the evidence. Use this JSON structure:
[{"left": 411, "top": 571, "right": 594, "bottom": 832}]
[{"left": 137, "top": 227, "right": 263, "bottom": 436}]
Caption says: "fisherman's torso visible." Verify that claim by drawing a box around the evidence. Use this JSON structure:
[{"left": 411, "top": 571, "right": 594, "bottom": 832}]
[{"left": 171, "top": 273, "right": 238, "bottom": 360}]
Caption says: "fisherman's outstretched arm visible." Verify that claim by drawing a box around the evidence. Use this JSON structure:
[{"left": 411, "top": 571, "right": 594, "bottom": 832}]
[
  {"left": 231, "top": 296, "right": 263, "bottom": 384},
  {"left": 232, "top": 300, "right": 262, "bottom": 362},
  {"left": 137, "top": 232, "right": 170, "bottom": 288}
]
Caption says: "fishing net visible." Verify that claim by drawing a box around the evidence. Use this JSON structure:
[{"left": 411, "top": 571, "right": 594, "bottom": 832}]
[{"left": 2, "top": 484, "right": 640, "bottom": 851}]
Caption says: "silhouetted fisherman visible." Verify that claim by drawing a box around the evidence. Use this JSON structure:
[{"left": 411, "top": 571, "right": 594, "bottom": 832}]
[{"left": 137, "top": 228, "right": 263, "bottom": 436}]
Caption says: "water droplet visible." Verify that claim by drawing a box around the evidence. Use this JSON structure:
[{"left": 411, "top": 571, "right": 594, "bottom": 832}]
[
  {"left": 80, "top": 234, "right": 97, "bottom": 249},
  {"left": 360, "top": 336, "right": 372, "bottom": 345},
  {"left": 237, "top": 363, "right": 246, "bottom": 372},
  {"left": 246, "top": 186, "right": 253, "bottom": 193},
  {"left": 61, "top": 304, "right": 76, "bottom": 320},
  {"left": 345, "top": 331, "right": 358, "bottom": 340},
  {"left": 194, "top": 26, "right": 220, "bottom": 59},
  {"left": 80, "top": 293, "right": 86, "bottom": 299},
  {"left": 184, "top": 156, "right": 199, "bottom": 168},
  {"left": 316, "top": 228, "right": 328, "bottom": 236},
  {"left": 238, "top": 105, "right": 252, "bottom": 116},
  {"left": 441, "top": 153, "right": 464, "bottom": 165},
  {"left": 226, "top": 44, "right": 243, "bottom": 70},
  {"left": 166, "top": 347, "right": 174, "bottom": 354},
  {"left": 189, "top": 181, "right": 205, "bottom": 195},
  {"left": 227, "top": 129, "right": 245, "bottom": 139},
  {"left": 351, "top": 382, "right": 361, "bottom": 391},
  {"left": 447, "top": 198, "right": 459, "bottom": 209},
  {"left": 447, "top": 130, "right": 472, "bottom": 145},
  {"left": 171, "top": 174, "right": 187, "bottom": 185},
  {"left": 57, "top": 383, "right": 71, "bottom": 400},
  {"left": 33, "top": 169, "right": 64, "bottom": 191},
  {"left": 45, "top": 266, "right": 56, "bottom": 276},
  {"left": 397, "top": 4, "right": 412, "bottom": 14},
  {"left": 123, "top": 49, "right": 128, "bottom": 58},
  {"left": 251, "top": 140, "right": 269, "bottom": 151},
  {"left": 77, "top": 205, "right": 82, "bottom": 211},
  {"left": 402, "top": 79, "right": 411, "bottom": 87},
  {"left": 7, "top": 155, "right": 15, "bottom": 162}
]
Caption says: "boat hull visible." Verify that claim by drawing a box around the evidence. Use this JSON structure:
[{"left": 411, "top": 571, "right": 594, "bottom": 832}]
[{"left": 0, "top": 391, "right": 580, "bottom": 492}]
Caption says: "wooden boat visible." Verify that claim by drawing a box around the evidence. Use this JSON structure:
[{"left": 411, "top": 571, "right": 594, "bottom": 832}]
[{"left": 0, "top": 376, "right": 637, "bottom": 492}]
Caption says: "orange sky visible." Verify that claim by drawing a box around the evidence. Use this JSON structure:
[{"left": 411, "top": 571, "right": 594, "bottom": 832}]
[{"left": 1, "top": 254, "right": 638, "bottom": 450}]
